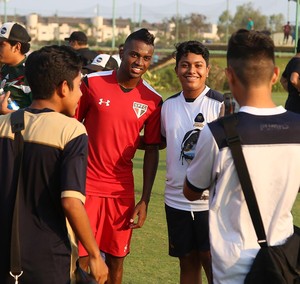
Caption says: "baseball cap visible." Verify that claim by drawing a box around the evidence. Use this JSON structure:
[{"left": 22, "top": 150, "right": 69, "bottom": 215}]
[
  {"left": 0, "top": 22, "right": 31, "bottom": 43},
  {"left": 83, "top": 54, "right": 119, "bottom": 72},
  {"left": 65, "top": 31, "right": 87, "bottom": 42}
]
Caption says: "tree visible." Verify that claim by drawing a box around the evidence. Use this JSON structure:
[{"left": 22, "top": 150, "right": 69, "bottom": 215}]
[
  {"left": 168, "top": 13, "right": 211, "bottom": 44},
  {"left": 269, "top": 14, "right": 285, "bottom": 33},
  {"left": 217, "top": 10, "right": 234, "bottom": 42},
  {"left": 232, "top": 2, "right": 267, "bottom": 31},
  {"left": 217, "top": 2, "right": 271, "bottom": 42}
]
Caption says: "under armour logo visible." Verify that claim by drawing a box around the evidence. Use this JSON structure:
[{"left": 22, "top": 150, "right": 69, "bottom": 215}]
[{"left": 99, "top": 98, "right": 110, "bottom": 106}]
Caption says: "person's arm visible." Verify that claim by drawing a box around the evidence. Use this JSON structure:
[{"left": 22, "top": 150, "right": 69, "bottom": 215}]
[
  {"left": 61, "top": 197, "right": 108, "bottom": 284},
  {"left": 138, "top": 135, "right": 166, "bottom": 150},
  {"left": 290, "top": 72, "right": 300, "bottom": 92},
  {"left": 129, "top": 144, "right": 159, "bottom": 229},
  {"left": 280, "top": 75, "right": 289, "bottom": 92},
  {"left": 183, "top": 177, "right": 207, "bottom": 201}
]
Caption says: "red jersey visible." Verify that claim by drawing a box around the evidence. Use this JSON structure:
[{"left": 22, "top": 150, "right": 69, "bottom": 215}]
[{"left": 76, "top": 70, "right": 162, "bottom": 198}]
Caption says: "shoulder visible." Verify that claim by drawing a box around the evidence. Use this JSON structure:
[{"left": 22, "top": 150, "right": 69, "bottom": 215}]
[
  {"left": 291, "top": 57, "right": 300, "bottom": 67},
  {"left": 87, "top": 49, "right": 98, "bottom": 58},
  {"left": 288, "top": 57, "right": 300, "bottom": 66},
  {"left": 205, "top": 89, "right": 224, "bottom": 103},
  {"left": 83, "top": 70, "right": 114, "bottom": 87},
  {"left": 162, "top": 92, "right": 181, "bottom": 110},
  {"left": 141, "top": 80, "right": 162, "bottom": 98},
  {"left": 0, "top": 113, "right": 13, "bottom": 139},
  {"left": 139, "top": 80, "right": 163, "bottom": 106},
  {"left": 36, "top": 112, "right": 87, "bottom": 140},
  {"left": 164, "top": 92, "right": 181, "bottom": 102},
  {"left": 207, "top": 118, "right": 227, "bottom": 150}
]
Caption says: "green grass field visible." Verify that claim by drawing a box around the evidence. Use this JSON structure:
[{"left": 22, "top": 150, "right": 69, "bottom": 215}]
[{"left": 122, "top": 92, "right": 298, "bottom": 284}]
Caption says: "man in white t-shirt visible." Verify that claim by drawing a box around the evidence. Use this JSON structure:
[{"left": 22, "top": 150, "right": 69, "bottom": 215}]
[
  {"left": 184, "top": 29, "right": 300, "bottom": 284},
  {"left": 161, "top": 40, "right": 223, "bottom": 284}
]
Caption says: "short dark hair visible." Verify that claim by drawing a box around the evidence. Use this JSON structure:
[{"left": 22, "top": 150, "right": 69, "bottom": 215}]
[
  {"left": 173, "top": 41, "right": 210, "bottom": 67},
  {"left": 124, "top": 28, "right": 155, "bottom": 47},
  {"left": 25, "top": 45, "right": 82, "bottom": 100},
  {"left": 227, "top": 29, "right": 275, "bottom": 87},
  {"left": 7, "top": 39, "right": 30, "bottom": 54}
]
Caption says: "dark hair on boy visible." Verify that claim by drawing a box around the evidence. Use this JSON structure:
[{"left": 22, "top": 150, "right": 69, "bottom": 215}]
[
  {"left": 124, "top": 28, "right": 155, "bottom": 47},
  {"left": 173, "top": 40, "right": 210, "bottom": 67},
  {"left": 227, "top": 29, "right": 275, "bottom": 88},
  {"left": 7, "top": 40, "right": 30, "bottom": 54},
  {"left": 25, "top": 45, "right": 82, "bottom": 100}
]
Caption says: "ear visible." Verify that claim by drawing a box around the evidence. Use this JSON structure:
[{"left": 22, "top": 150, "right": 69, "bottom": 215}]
[
  {"left": 174, "top": 66, "right": 178, "bottom": 76},
  {"left": 271, "top": 66, "right": 280, "bottom": 85},
  {"left": 12, "top": 42, "right": 21, "bottom": 53},
  {"left": 58, "top": 80, "right": 69, "bottom": 98},
  {"left": 225, "top": 67, "right": 234, "bottom": 85},
  {"left": 206, "top": 64, "right": 211, "bottom": 77}
]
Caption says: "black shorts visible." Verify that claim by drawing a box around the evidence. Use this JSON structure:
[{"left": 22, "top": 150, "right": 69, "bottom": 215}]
[{"left": 165, "top": 204, "right": 210, "bottom": 257}]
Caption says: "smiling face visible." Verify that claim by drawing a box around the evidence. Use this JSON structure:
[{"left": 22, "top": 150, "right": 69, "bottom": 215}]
[
  {"left": 118, "top": 39, "right": 154, "bottom": 84},
  {"left": 175, "top": 52, "right": 210, "bottom": 98}
]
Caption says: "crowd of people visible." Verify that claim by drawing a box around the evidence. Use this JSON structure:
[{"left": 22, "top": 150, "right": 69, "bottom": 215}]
[{"left": 0, "top": 20, "right": 300, "bottom": 284}]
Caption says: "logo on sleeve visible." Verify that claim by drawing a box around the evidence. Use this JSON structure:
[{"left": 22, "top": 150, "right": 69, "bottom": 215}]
[{"left": 133, "top": 102, "right": 148, "bottom": 118}]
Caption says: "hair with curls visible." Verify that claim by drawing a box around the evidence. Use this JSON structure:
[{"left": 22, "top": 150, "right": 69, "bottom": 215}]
[
  {"left": 124, "top": 28, "right": 155, "bottom": 47},
  {"left": 25, "top": 45, "right": 82, "bottom": 100},
  {"left": 227, "top": 29, "right": 275, "bottom": 87},
  {"left": 173, "top": 40, "right": 210, "bottom": 67}
]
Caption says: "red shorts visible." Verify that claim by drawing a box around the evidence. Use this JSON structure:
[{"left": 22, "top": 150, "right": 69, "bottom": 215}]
[{"left": 78, "top": 196, "right": 135, "bottom": 257}]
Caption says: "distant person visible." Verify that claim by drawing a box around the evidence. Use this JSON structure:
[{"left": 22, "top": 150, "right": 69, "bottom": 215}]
[
  {"left": 76, "top": 28, "right": 162, "bottom": 284},
  {"left": 161, "top": 40, "right": 223, "bottom": 284},
  {"left": 283, "top": 21, "right": 291, "bottom": 44},
  {"left": 291, "top": 27, "right": 296, "bottom": 45},
  {"left": 280, "top": 38, "right": 300, "bottom": 113},
  {"left": 112, "top": 43, "right": 124, "bottom": 67},
  {"left": 184, "top": 29, "right": 300, "bottom": 284},
  {"left": 0, "top": 22, "right": 32, "bottom": 114},
  {"left": 153, "top": 54, "right": 159, "bottom": 64},
  {"left": 0, "top": 45, "right": 108, "bottom": 284},
  {"left": 83, "top": 53, "right": 118, "bottom": 74},
  {"left": 65, "top": 31, "right": 98, "bottom": 70},
  {"left": 246, "top": 17, "right": 254, "bottom": 30}
]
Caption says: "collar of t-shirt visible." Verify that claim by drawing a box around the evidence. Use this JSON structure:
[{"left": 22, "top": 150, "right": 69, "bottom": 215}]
[{"left": 239, "top": 105, "right": 286, "bottom": 116}]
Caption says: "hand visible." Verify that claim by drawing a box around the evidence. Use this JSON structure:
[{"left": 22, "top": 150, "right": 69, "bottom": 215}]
[
  {"left": 129, "top": 200, "right": 148, "bottom": 229},
  {"left": 0, "top": 91, "right": 13, "bottom": 114},
  {"left": 89, "top": 254, "right": 108, "bottom": 284}
]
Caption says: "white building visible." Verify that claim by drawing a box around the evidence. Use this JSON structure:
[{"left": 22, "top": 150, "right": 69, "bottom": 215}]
[{"left": 5, "top": 13, "right": 131, "bottom": 44}]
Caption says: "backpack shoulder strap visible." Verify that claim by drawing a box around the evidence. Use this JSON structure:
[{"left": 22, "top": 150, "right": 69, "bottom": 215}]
[{"left": 220, "top": 114, "right": 268, "bottom": 247}]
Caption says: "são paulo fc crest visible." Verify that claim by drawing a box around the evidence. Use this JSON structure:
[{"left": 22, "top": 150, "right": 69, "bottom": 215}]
[{"left": 133, "top": 102, "right": 148, "bottom": 118}]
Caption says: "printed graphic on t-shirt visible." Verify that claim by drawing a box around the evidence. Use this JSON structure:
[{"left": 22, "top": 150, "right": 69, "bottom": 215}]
[{"left": 133, "top": 102, "right": 148, "bottom": 118}]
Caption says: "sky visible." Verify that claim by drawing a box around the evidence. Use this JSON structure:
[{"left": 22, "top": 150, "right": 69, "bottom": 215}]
[{"left": 2, "top": 0, "right": 298, "bottom": 24}]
